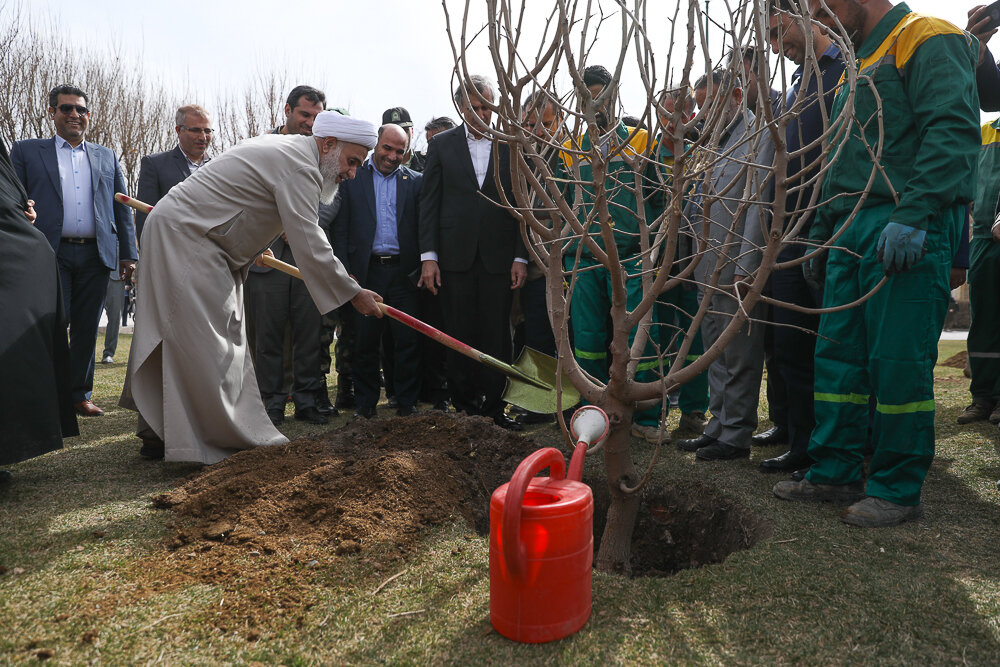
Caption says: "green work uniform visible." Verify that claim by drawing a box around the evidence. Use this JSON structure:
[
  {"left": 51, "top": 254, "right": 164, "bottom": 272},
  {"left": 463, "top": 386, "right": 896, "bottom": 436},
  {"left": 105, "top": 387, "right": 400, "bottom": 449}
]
[
  {"left": 649, "top": 135, "right": 708, "bottom": 414},
  {"left": 806, "top": 3, "right": 980, "bottom": 505},
  {"left": 560, "top": 122, "right": 661, "bottom": 426},
  {"left": 967, "top": 119, "right": 1000, "bottom": 402}
]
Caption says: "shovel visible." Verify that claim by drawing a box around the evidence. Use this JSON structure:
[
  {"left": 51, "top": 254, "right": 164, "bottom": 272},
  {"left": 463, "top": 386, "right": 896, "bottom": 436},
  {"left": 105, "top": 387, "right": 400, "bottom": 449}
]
[
  {"left": 259, "top": 254, "right": 580, "bottom": 414},
  {"left": 114, "top": 192, "right": 580, "bottom": 414}
]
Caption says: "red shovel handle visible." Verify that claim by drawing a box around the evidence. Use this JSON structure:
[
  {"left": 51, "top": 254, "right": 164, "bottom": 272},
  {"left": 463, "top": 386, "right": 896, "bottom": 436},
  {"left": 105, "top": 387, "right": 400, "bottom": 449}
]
[
  {"left": 116, "top": 193, "right": 152, "bottom": 214},
  {"left": 378, "top": 303, "right": 481, "bottom": 363},
  {"left": 501, "top": 447, "right": 566, "bottom": 581}
]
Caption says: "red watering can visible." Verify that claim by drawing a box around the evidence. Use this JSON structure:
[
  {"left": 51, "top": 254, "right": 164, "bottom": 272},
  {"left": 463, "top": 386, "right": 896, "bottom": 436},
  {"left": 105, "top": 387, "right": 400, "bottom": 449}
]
[{"left": 489, "top": 406, "right": 609, "bottom": 643}]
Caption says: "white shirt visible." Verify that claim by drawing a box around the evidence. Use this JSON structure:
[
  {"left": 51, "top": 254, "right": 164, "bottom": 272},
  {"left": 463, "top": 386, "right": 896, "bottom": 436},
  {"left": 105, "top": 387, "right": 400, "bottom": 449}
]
[
  {"left": 185, "top": 154, "right": 205, "bottom": 174},
  {"left": 466, "top": 125, "right": 492, "bottom": 188}
]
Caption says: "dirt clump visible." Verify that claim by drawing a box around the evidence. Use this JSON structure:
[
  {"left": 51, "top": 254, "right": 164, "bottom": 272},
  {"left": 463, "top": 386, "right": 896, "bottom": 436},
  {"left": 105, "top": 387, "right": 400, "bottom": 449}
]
[
  {"left": 939, "top": 350, "right": 968, "bottom": 369},
  {"left": 154, "top": 412, "right": 541, "bottom": 552},
  {"left": 99, "top": 412, "right": 545, "bottom": 632}
]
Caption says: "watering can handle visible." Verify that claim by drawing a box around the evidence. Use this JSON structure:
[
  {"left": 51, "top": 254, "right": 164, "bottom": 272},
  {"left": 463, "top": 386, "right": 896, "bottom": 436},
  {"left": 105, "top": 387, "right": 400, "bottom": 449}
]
[{"left": 501, "top": 447, "right": 566, "bottom": 582}]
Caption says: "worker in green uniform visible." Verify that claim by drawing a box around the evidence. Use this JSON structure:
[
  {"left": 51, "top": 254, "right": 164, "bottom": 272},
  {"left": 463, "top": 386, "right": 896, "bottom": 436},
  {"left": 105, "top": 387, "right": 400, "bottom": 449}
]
[
  {"left": 559, "top": 65, "right": 663, "bottom": 442},
  {"left": 957, "top": 119, "right": 1000, "bottom": 425},
  {"left": 773, "top": 0, "right": 980, "bottom": 526},
  {"left": 649, "top": 86, "right": 709, "bottom": 435}
]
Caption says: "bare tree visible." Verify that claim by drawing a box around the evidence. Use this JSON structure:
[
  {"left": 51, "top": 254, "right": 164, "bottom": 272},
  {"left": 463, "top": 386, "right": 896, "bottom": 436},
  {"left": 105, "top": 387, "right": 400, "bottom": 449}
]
[{"left": 446, "top": 0, "right": 878, "bottom": 572}]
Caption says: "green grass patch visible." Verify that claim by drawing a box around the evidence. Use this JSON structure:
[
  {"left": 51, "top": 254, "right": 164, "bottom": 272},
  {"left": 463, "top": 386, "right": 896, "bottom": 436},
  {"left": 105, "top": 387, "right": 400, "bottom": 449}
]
[{"left": 1, "top": 335, "right": 998, "bottom": 664}]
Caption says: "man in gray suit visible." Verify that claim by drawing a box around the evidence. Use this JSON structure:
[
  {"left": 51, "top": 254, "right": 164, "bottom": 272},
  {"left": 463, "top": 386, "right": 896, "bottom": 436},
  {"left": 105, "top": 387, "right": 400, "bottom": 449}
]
[
  {"left": 10, "top": 84, "right": 137, "bottom": 417},
  {"left": 135, "top": 105, "right": 212, "bottom": 242},
  {"left": 675, "top": 71, "right": 775, "bottom": 461}
]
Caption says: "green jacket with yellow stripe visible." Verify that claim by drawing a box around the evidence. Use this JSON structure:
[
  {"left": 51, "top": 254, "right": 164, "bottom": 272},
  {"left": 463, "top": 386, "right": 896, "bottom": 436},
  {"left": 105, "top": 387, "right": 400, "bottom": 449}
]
[
  {"left": 811, "top": 2, "right": 980, "bottom": 242},
  {"left": 558, "top": 121, "right": 659, "bottom": 258},
  {"left": 973, "top": 118, "right": 1000, "bottom": 238}
]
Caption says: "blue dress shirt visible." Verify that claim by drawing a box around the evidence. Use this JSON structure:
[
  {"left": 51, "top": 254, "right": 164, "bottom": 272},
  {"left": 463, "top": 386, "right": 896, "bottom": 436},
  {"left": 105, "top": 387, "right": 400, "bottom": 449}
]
[
  {"left": 55, "top": 135, "right": 96, "bottom": 238},
  {"left": 370, "top": 162, "right": 400, "bottom": 255}
]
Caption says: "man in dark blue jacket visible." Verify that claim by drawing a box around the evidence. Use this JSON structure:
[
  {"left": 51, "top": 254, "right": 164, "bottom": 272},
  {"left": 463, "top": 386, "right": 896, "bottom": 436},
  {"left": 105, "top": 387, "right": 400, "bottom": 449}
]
[
  {"left": 10, "top": 84, "right": 137, "bottom": 416},
  {"left": 333, "top": 124, "right": 424, "bottom": 416},
  {"left": 757, "top": 0, "right": 845, "bottom": 473}
]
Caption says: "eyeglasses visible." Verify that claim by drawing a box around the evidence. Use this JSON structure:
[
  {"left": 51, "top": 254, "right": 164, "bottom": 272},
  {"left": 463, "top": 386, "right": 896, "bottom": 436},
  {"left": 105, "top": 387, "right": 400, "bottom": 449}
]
[
  {"left": 56, "top": 104, "right": 89, "bottom": 115},
  {"left": 182, "top": 126, "right": 213, "bottom": 135}
]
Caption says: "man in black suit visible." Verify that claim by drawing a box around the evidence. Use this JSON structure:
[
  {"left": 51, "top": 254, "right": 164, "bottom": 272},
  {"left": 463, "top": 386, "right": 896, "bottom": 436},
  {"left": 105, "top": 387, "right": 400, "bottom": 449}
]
[
  {"left": 333, "top": 124, "right": 423, "bottom": 417},
  {"left": 10, "top": 84, "right": 137, "bottom": 417},
  {"left": 245, "top": 85, "right": 331, "bottom": 426},
  {"left": 134, "top": 105, "right": 212, "bottom": 242},
  {"left": 418, "top": 75, "right": 527, "bottom": 430}
]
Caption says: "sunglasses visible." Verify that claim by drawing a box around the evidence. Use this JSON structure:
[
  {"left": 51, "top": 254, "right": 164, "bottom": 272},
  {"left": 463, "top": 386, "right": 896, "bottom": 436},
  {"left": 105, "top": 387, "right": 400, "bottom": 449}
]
[{"left": 56, "top": 104, "right": 89, "bottom": 115}]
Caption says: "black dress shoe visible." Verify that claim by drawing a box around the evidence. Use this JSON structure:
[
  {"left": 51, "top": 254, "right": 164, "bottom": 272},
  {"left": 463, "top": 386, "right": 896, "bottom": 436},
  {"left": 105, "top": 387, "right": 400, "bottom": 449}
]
[
  {"left": 354, "top": 405, "right": 377, "bottom": 419},
  {"left": 0, "top": 469, "right": 12, "bottom": 483},
  {"left": 751, "top": 425, "right": 789, "bottom": 447},
  {"left": 790, "top": 466, "right": 811, "bottom": 482},
  {"left": 494, "top": 414, "right": 524, "bottom": 431},
  {"left": 396, "top": 405, "right": 419, "bottom": 417},
  {"left": 139, "top": 438, "right": 165, "bottom": 460},
  {"left": 295, "top": 406, "right": 328, "bottom": 425},
  {"left": 676, "top": 433, "right": 717, "bottom": 452},
  {"left": 696, "top": 442, "right": 750, "bottom": 461},
  {"left": 316, "top": 394, "right": 337, "bottom": 416},
  {"left": 759, "top": 450, "right": 813, "bottom": 473},
  {"left": 432, "top": 399, "right": 450, "bottom": 412},
  {"left": 267, "top": 408, "right": 285, "bottom": 425},
  {"left": 335, "top": 383, "right": 356, "bottom": 409}
]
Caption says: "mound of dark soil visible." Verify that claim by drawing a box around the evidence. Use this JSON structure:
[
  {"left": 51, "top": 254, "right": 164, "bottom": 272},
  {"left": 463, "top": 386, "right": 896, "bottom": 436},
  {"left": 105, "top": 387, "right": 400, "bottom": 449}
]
[
  {"left": 154, "top": 412, "right": 542, "bottom": 556},
  {"left": 939, "top": 350, "right": 968, "bottom": 369}
]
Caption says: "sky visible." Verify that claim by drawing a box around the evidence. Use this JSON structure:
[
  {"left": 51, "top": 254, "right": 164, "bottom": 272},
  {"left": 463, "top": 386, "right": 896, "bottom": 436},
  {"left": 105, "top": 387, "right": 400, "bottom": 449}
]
[{"left": 25, "top": 0, "right": 979, "bottom": 150}]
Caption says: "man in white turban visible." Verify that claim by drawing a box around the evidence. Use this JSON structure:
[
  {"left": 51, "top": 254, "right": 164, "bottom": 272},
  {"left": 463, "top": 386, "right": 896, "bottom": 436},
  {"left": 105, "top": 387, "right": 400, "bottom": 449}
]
[{"left": 121, "top": 111, "right": 382, "bottom": 464}]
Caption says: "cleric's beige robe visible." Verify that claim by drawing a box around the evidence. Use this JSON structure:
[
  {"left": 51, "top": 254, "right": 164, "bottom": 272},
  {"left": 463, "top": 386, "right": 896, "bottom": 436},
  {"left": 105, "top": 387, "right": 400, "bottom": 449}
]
[{"left": 120, "top": 134, "right": 359, "bottom": 464}]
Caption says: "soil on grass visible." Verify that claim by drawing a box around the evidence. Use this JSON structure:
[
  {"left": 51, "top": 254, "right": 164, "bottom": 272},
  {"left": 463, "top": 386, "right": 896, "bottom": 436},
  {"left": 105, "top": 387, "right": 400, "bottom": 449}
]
[
  {"left": 940, "top": 350, "right": 968, "bottom": 369},
  {"left": 82, "top": 413, "right": 769, "bottom": 634}
]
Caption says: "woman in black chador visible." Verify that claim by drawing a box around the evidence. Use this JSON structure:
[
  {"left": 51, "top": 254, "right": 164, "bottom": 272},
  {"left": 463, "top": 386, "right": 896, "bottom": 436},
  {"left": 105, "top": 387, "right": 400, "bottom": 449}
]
[{"left": 0, "top": 137, "right": 78, "bottom": 482}]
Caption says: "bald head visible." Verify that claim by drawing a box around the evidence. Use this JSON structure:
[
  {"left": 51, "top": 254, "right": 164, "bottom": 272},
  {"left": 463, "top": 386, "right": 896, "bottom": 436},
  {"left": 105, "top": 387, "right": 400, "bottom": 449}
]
[{"left": 372, "top": 123, "right": 409, "bottom": 175}]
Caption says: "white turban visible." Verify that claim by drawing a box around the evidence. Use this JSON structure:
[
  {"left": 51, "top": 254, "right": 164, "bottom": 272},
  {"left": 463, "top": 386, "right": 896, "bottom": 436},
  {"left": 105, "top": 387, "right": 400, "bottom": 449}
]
[{"left": 312, "top": 111, "right": 377, "bottom": 149}]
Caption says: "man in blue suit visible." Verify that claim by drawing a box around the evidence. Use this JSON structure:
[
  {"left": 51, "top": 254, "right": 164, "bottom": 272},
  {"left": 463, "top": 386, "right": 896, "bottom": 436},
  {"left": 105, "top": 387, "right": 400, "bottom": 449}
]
[
  {"left": 333, "top": 124, "right": 423, "bottom": 417},
  {"left": 10, "top": 84, "right": 137, "bottom": 416}
]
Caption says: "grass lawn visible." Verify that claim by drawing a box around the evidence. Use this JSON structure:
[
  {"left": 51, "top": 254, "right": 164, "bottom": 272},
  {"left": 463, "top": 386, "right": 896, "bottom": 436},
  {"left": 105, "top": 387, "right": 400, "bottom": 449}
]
[{"left": 1, "top": 336, "right": 998, "bottom": 665}]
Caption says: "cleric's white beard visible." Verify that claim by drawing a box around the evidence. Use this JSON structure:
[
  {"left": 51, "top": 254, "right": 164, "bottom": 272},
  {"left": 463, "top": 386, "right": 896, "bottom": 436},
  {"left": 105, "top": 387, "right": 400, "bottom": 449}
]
[{"left": 318, "top": 145, "right": 344, "bottom": 205}]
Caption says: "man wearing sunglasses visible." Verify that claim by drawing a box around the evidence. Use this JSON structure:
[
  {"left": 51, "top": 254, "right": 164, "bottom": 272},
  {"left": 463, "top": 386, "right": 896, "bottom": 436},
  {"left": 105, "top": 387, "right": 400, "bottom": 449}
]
[
  {"left": 10, "top": 84, "right": 138, "bottom": 418},
  {"left": 134, "top": 105, "right": 213, "bottom": 242}
]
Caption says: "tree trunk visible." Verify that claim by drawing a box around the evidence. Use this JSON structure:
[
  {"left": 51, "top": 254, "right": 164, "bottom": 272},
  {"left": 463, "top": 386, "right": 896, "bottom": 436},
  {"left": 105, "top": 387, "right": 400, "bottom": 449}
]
[{"left": 593, "top": 406, "right": 640, "bottom": 575}]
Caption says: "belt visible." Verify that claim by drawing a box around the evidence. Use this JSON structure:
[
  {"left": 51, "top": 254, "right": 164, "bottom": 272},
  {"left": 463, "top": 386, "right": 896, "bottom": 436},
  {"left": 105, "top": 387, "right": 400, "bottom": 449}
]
[
  {"left": 370, "top": 254, "right": 400, "bottom": 265},
  {"left": 62, "top": 237, "right": 97, "bottom": 245}
]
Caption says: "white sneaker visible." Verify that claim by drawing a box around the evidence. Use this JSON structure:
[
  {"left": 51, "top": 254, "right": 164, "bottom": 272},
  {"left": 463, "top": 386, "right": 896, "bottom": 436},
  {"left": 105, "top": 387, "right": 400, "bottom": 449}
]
[{"left": 101, "top": 355, "right": 114, "bottom": 364}]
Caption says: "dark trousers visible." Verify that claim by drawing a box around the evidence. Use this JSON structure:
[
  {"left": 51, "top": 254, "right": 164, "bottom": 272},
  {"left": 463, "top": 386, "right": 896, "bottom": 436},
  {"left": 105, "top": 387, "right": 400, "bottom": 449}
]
[
  {"left": 440, "top": 255, "right": 513, "bottom": 416},
  {"left": 518, "top": 276, "right": 556, "bottom": 356},
  {"left": 763, "top": 305, "right": 789, "bottom": 429},
  {"left": 771, "top": 245, "right": 821, "bottom": 453},
  {"left": 417, "top": 288, "right": 449, "bottom": 403},
  {"left": 103, "top": 277, "right": 125, "bottom": 358},
  {"left": 354, "top": 260, "right": 421, "bottom": 410},
  {"left": 57, "top": 242, "right": 110, "bottom": 403},
  {"left": 249, "top": 269, "right": 321, "bottom": 412}
]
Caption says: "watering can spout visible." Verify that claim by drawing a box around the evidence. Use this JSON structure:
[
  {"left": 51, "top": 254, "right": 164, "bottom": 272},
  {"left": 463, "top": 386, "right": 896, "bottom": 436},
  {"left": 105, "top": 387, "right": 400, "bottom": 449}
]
[{"left": 567, "top": 406, "right": 610, "bottom": 482}]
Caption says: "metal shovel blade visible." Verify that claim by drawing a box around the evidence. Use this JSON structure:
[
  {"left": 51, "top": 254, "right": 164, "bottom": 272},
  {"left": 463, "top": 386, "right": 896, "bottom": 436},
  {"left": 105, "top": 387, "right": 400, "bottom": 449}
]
[{"left": 503, "top": 347, "right": 581, "bottom": 414}]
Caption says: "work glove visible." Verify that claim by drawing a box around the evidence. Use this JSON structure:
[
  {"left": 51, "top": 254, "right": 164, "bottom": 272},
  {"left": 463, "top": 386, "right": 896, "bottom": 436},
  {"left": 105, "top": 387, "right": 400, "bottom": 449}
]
[
  {"left": 802, "top": 250, "right": 826, "bottom": 293},
  {"left": 877, "top": 222, "right": 926, "bottom": 275}
]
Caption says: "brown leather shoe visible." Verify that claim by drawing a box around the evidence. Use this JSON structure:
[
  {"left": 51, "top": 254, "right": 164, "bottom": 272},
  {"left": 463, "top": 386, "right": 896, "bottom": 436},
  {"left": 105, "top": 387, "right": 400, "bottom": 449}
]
[{"left": 74, "top": 400, "right": 104, "bottom": 416}]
